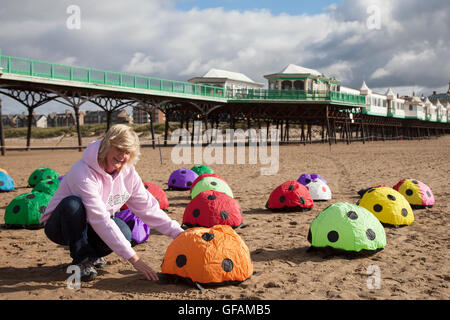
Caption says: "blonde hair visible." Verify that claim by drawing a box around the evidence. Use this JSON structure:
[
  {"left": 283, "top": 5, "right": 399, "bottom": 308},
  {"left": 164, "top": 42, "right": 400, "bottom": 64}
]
[{"left": 98, "top": 124, "right": 141, "bottom": 170}]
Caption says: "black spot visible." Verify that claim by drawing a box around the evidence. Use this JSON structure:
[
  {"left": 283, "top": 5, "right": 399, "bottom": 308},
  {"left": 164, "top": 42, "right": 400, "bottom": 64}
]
[
  {"left": 26, "top": 194, "right": 35, "bottom": 199},
  {"left": 39, "top": 206, "right": 47, "bottom": 213},
  {"left": 366, "top": 229, "right": 376, "bottom": 240},
  {"left": 305, "top": 179, "right": 311, "bottom": 184},
  {"left": 347, "top": 211, "right": 358, "bottom": 220},
  {"left": 201, "top": 233, "right": 214, "bottom": 241},
  {"left": 47, "top": 181, "right": 54, "bottom": 185},
  {"left": 220, "top": 210, "right": 229, "bottom": 220},
  {"left": 368, "top": 188, "right": 375, "bottom": 193},
  {"left": 193, "top": 209, "right": 200, "bottom": 217},
  {"left": 0, "top": 181, "right": 4, "bottom": 186},
  {"left": 401, "top": 208, "right": 408, "bottom": 217},
  {"left": 279, "top": 195, "right": 285, "bottom": 203},
  {"left": 46, "top": 176, "right": 51, "bottom": 179},
  {"left": 327, "top": 230, "right": 339, "bottom": 243},
  {"left": 373, "top": 204, "right": 383, "bottom": 212},
  {"left": 222, "top": 258, "right": 234, "bottom": 272},
  {"left": 387, "top": 194, "right": 396, "bottom": 201},
  {"left": 412, "top": 180, "right": 418, "bottom": 184},
  {"left": 211, "top": 181, "right": 217, "bottom": 186},
  {"left": 426, "top": 191, "right": 432, "bottom": 198},
  {"left": 288, "top": 185, "right": 295, "bottom": 191},
  {"left": 40, "top": 169, "right": 45, "bottom": 172},
  {"left": 171, "top": 179, "right": 176, "bottom": 184},
  {"left": 13, "top": 205, "right": 20, "bottom": 214},
  {"left": 299, "top": 197, "right": 305, "bottom": 205},
  {"left": 186, "top": 181, "right": 192, "bottom": 186},
  {"left": 207, "top": 195, "right": 216, "bottom": 200},
  {"left": 181, "top": 170, "right": 186, "bottom": 174},
  {"left": 405, "top": 189, "right": 413, "bottom": 196},
  {"left": 176, "top": 255, "right": 187, "bottom": 268},
  {"left": 144, "top": 185, "right": 149, "bottom": 189}
]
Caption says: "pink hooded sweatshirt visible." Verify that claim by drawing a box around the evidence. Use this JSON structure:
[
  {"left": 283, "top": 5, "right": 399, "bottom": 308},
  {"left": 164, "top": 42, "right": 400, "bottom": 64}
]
[{"left": 40, "top": 139, "right": 183, "bottom": 261}]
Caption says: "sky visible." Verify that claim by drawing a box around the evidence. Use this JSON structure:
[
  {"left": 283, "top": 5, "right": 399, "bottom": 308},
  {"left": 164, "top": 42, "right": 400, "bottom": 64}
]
[
  {"left": 0, "top": 0, "right": 449, "bottom": 114},
  {"left": 175, "top": 0, "right": 340, "bottom": 16}
]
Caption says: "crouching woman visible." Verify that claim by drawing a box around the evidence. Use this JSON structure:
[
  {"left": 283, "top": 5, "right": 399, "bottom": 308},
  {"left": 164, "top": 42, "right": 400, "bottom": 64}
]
[{"left": 40, "top": 124, "right": 183, "bottom": 281}]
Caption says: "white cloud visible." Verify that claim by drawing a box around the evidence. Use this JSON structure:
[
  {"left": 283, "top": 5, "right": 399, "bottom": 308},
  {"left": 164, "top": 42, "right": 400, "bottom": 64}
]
[
  {"left": 0, "top": 0, "right": 449, "bottom": 115},
  {"left": 122, "top": 52, "right": 167, "bottom": 75}
]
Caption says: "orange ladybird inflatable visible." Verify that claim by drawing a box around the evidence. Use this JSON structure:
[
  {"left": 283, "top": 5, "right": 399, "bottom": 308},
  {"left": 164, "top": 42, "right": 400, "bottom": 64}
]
[{"left": 161, "top": 225, "right": 253, "bottom": 287}]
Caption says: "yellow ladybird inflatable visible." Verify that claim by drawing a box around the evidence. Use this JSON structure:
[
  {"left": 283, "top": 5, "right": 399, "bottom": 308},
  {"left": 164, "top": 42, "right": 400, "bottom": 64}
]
[
  {"left": 161, "top": 225, "right": 253, "bottom": 287},
  {"left": 358, "top": 186, "right": 414, "bottom": 227}
]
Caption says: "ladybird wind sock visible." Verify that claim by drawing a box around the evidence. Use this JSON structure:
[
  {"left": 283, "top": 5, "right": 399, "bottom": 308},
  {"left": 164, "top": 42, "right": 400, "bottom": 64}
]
[
  {"left": 122, "top": 181, "right": 169, "bottom": 211},
  {"left": 357, "top": 186, "right": 414, "bottom": 227},
  {"left": 308, "top": 202, "right": 386, "bottom": 253},
  {"left": 183, "top": 190, "right": 243, "bottom": 228},
  {"left": 4, "top": 192, "right": 52, "bottom": 229},
  {"left": 168, "top": 168, "right": 198, "bottom": 190},
  {"left": 306, "top": 179, "right": 332, "bottom": 201},
  {"left": 28, "top": 168, "right": 60, "bottom": 187},
  {"left": 161, "top": 225, "right": 254, "bottom": 287},
  {"left": 266, "top": 181, "right": 313, "bottom": 212},
  {"left": 32, "top": 178, "right": 61, "bottom": 196},
  {"left": 0, "top": 171, "right": 15, "bottom": 192},
  {"left": 190, "top": 173, "right": 228, "bottom": 194},
  {"left": 393, "top": 178, "right": 435, "bottom": 208},
  {"left": 190, "top": 176, "right": 233, "bottom": 200},
  {"left": 191, "top": 165, "right": 214, "bottom": 176}
]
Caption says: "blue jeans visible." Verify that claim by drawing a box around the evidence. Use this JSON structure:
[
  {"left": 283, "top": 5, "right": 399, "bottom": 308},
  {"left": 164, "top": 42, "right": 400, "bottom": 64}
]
[{"left": 44, "top": 196, "right": 132, "bottom": 264}]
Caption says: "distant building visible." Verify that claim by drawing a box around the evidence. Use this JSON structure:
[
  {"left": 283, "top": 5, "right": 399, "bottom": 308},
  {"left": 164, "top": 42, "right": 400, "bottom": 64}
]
[
  {"left": 264, "top": 64, "right": 339, "bottom": 92},
  {"left": 84, "top": 109, "right": 132, "bottom": 125},
  {"left": 132, "top": 107, "right": 165, "bottom": 124},
  {"left": 428, "top": 82, "right": 450, "bottom": 104},
  {"left": 188, "top": 68, "right": 264, "bottom": 97},
  {"left": 47, "top": 109, "right": 84, "bottom": 127},
  {"left": 2, "top": 112, "right": 48, "bottom": 128}
]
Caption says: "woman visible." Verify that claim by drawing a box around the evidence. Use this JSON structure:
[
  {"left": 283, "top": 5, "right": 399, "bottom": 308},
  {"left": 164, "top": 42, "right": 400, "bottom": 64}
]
[{"left": 40, "top": 124, "right": 183, "bottom": 282}]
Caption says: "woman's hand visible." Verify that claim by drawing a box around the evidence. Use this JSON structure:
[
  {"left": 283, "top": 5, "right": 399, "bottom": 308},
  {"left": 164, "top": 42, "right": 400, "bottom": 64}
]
[{"left": 128, "top": 254, "right": 159, "bottom": 281}]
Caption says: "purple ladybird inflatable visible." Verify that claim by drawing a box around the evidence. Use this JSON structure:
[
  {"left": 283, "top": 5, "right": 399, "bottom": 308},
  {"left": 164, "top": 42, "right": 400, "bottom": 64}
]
[
  {"left": 115, "top": 209, "right": 150, "bottom": 245},
  {"left": 297, "top": 173, "right": 328, "bottom": 186},
  {"left": 168, "top": 168, "right": 199, "bottom": 190}
]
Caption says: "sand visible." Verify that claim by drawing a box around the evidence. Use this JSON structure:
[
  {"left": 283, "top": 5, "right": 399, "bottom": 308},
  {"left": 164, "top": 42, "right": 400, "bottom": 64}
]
[{"left": 0, "top": 134, "right": 449, "bottom": 301}]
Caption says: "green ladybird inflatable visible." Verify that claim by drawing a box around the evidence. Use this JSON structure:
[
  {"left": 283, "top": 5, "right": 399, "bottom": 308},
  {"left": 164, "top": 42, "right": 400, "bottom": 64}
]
[
  {"left": 191, "top": 165, "right": 214, "bottom": 176},
  {"left": 190, "top": 176, "right": 233, "bottom": 200},
  {"left": 28, "top": 168, "right": 60, "bottom": 187},
  {"left": 32, "top": 178, "right": 61, "bottom": 196},
  {"left": 308, "top": 202, "right": 386, "bottom": 253},
  {"left": 4, "top": 192, "right": 52, "bottom": 228}
]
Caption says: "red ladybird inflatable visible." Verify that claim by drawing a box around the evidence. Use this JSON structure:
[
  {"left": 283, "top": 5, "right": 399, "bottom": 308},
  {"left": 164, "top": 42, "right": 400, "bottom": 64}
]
[
  {"left": 266, "top": 180, "right": 313, "bottom": 212},
  {"left": 121, "top": 181, "right": 169, "bottom": 211},
  {"left": 183, "top": 190, "right": 243, "bottom": 228}
]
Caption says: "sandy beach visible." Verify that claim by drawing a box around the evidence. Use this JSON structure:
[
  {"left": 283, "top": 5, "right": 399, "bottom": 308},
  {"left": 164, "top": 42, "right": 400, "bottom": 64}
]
[{"left": 0, "top": 134, "right": 449, "bottom": 300}]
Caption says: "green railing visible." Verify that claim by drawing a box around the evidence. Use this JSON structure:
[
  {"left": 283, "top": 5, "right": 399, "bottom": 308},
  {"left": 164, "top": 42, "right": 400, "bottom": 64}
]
[
  {"left": 0, "top": 52, "right": 227, "bottom": 99},
  {"left": 0, "top": 51, "right": 366, "bottom": 105},
  {"left": 229, "top": 88, "right": 366, "bottom": 105}
]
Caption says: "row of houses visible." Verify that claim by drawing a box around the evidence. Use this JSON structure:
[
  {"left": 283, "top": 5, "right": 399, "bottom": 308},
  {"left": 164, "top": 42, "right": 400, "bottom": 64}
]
[
  {"left": 341, "top": 81, "right": 450, "bottom": 122},
  {"left": 188, "top": 65, "right": 450, "bottom": 123},
  {"left": 1, "top": 108, "right": 165, "bottom": 128}
]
